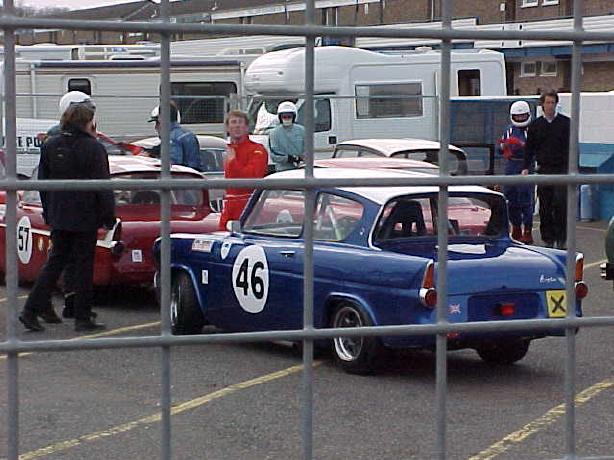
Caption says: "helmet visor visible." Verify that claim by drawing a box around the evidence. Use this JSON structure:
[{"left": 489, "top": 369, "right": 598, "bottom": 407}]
[{"left": 511, "top": 113, "right": 529, "bottom": 123}]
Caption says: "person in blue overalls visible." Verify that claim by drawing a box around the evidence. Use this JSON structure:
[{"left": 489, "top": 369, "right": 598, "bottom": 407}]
[{"left": 498, "top": 100, "right": 534, "bottom": 244}]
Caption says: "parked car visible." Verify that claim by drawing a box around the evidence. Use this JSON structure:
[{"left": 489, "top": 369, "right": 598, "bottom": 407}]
[
  {"left": 315, "top": 157, "right": 439, "bottom": 174},
  {"left": 133, "top": 134, "right": 227, "bottom": 211},
  {"left": 97, "top": 132, "right": 146, "bottom": 156},
  {"left": 332, "top": 138, "right": 468, "bottom": 176},
  {"left": 0, "top": 155, "right": 219, "bottom": 287},
  {"left": 155, "top": 168, "right": 588, "bottom": 374}
]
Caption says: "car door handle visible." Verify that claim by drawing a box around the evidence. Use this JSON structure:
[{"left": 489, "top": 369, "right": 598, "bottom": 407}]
[{"left": 280, "top": 250, "right": 295, "bottom": 258}]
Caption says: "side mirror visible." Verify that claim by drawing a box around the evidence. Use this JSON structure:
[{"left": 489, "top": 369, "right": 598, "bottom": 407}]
[{"left": 226, "top": 220, "right": 241, "bottom": 233}]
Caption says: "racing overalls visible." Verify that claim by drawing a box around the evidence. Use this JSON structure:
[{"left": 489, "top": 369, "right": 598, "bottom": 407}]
[
  {"left": 269, "top": 123, "right": 305, "bottom": 171},
  {"left": 219, "top": 138, "right": 268, "bottom": 230},
  {"left": 499, "top": 124, "right": 534, "bottom": 240}
]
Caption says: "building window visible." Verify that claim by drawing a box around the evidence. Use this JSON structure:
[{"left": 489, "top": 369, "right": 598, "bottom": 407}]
[
  {"left": 355, "top": 83, "right": 423, "bottom": 119},
  {"left": 541, "top": 0, "right": 559, "bottom": 5},
  {"left": 68, "top": 78, "right": 92, "bottom": 95},
  {"left": 520, "top": 61, "right": 537, "bottom": 77},
  {"left": 521, "top": 0, "right": 538, "bottom": 7},
  {"left": 541, "top": 61, "right": 557, "bottom": 76}
]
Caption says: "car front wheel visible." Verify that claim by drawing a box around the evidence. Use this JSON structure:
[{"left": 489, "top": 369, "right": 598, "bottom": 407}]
[
  {"left": 476, "top": 339, "right": 530, "bottom": 365},
  {"left": 170, "top": 272, "right": 205, "bottom": 335},
  {"left": 331, "top": 303, "right": 382, "bottom": 374}
]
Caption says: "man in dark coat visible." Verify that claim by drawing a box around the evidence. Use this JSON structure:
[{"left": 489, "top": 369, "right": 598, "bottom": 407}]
[
  {"left": 19, "top": 102, "right": 115, "bottom": 332},
  {"left": 522, "top": 90, "right": 571, "bottom": 249}
]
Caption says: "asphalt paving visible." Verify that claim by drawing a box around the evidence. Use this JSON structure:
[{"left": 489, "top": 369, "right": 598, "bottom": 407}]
[{"left": 1, "top": 220, "right": 613, "bottom": 460}]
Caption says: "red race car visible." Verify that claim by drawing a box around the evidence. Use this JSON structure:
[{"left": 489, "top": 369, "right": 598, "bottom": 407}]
[{"left": 0, "top": 155, "right": 220, "bottom": 287}]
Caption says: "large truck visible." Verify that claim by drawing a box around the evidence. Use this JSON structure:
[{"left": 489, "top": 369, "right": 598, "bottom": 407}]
[{"left": 244, "top": 46, "right": 507, "bottom": 157}]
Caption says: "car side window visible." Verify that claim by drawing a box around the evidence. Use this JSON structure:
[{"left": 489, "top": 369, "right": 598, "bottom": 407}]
[
  {"left": 242, "top": 190, "right": 305, "bottom": 237},
  {"left": 314, "top": 193, "right": 364, "bottom": 242}
]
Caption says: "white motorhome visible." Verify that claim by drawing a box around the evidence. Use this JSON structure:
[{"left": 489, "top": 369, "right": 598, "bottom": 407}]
[
  {"left": 10, "top": 57, "right": 248, "bottom": 140},
  {"left": 244, "top": 46, "right": 507, "bottom": 157}
]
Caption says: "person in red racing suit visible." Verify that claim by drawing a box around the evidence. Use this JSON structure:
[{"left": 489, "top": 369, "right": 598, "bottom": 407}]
[{"left": 219, "top": 110, "right": 268, "bottom": 230}]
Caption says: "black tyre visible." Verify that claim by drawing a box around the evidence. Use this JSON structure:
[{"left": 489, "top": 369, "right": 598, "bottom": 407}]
[
  {"left": 331, "top": 302, "right": 382, "bottom": 374},
  {"left": 476, "top": 339, "right": 530, "bottom": 365},
  {"left": 170, "top": 272, "right": 205, "bottom": 335}
]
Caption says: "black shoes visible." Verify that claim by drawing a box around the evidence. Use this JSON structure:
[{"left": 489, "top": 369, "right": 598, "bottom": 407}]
[
  {"left": 19, "top": 312, "right": 45, "bottom": 332},
  {"left": 74, "top": 319, "right": 106, "bottom": 332},
  {"left": 38, "top": 309, "right": 63, "bottom": 324}
]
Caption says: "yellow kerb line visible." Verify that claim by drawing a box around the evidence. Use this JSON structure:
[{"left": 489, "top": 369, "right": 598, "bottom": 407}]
[
  {"left": 468, "top": 378, "right": 614, "bottom": 460},
  {"left": 585, "top": 259, "right": 606, "bottom": 269},
  {"left": 15, "top": 360, "right": 322, "bottom": 460},
  {"left": 0, "top": 321, "right": 161, "bottom": 361}
]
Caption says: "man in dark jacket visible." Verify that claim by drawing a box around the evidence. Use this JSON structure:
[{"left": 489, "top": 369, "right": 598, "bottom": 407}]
[
  {"left": 522, "top": 90, "right": 571, "bottom": 249},
  {"left": 19, "top": 102, "right": 115, "bottom": 332}
]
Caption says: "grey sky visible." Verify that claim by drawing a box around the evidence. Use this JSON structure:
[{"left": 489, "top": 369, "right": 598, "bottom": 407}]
[{"left": 17, "top": 0, "right": 131, "bottom": 10}]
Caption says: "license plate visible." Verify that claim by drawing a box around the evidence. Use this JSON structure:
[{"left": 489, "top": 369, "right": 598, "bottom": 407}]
[{"left": 546, "top": 290, "right": 567, "bottom": 318}]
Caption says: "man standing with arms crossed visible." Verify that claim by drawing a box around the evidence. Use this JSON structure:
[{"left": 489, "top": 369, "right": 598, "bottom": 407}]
[
  {"left": 219, "top": 110, "right": 268, "bottom": 230},
  {"left": 522, "top": 90, "right": 571, "bottom": 249}
]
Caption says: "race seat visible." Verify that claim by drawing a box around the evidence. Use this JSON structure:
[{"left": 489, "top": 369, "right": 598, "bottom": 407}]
[{"left": 381, "top": 200, "right": 426, "bottom": 239}]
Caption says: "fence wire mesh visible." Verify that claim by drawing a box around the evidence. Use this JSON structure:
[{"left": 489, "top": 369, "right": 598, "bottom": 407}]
[{"left": 1, "top": 0, "right": 612, "bottom": 459}]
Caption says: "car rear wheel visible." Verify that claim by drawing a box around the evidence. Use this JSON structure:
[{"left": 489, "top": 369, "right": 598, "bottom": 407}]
[
  {"left": 476, "top": 339, "right": 530, "bottom": 365},
  {"left": 171, "top": 272, "right": 205, "bottom": 335},
  {"left": 331, "top": 302, "right": 382, "bottom": 374}
]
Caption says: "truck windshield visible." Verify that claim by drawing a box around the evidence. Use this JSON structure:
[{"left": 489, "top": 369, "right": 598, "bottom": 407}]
[
  {"left": 248, "top": 96, "right": 332, "bottom": 134},
  {"left": 248, "top": 97, "right": 299, "bottom": 134}
]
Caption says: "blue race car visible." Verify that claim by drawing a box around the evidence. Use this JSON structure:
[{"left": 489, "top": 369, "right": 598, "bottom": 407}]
[{"left": 154, "top": 168, "right": 588, "bottom": 374}]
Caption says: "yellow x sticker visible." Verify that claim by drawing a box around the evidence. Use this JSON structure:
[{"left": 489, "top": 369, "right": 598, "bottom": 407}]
[{"left": 546, "top": 290, "right": 567, "bottom": 318}]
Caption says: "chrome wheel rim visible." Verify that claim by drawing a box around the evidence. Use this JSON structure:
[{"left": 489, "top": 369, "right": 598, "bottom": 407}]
[
  {"left": 170, "top": 281, "right": 179, "bottom": 327},
  {"left": 333, "top": 306, "right": 364, "bottom": 362}
]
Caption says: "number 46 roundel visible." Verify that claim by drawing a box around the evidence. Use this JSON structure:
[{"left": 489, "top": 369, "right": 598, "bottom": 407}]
[{"left": 232, "top": 245, "right": 269, "bottom": 313}]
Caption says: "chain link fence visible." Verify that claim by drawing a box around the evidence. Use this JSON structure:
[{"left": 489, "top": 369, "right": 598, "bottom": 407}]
[{"left": 1, "top": 0, "right": 614, "bottom": 459}]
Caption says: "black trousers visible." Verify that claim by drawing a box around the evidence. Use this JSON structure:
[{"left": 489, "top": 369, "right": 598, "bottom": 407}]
[
  {"left": 23, "top": 229, "right": 97, "bottom": 320},
  {"left": 537, "top": 184, "right": 567, "bottom": 245}
]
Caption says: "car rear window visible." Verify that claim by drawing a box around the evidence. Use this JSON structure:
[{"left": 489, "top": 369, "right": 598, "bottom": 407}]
[{"left": 373, "top": 193, "right": 505, "bottom": 244}]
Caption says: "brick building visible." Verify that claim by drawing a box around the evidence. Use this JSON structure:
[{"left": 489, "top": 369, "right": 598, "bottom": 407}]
[{"left": 14, "top": 0, "right": 614, "bottom": 95}]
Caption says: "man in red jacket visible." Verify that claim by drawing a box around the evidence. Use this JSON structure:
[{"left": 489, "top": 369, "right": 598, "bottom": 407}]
[{"left": 219, "top": 110, "right": 268, "bottom": 230}]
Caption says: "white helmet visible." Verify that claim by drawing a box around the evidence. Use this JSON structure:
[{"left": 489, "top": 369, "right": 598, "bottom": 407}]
[
  {"left": 510, "top": 100, "right": 531, "bottom": 128},
  {"left": 148, "top": 104, "right": 181, "bottom": 123},
  {"left": 277, "top": 101, "right": 297, "bottom": 122},
  {"left": 59, "top": 91, "right": 94, "bottom": 116}
]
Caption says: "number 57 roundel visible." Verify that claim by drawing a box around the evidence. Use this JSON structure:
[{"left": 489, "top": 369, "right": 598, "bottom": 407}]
[{"left": 231, "top": 245, "right": 270, "bottom": 313}]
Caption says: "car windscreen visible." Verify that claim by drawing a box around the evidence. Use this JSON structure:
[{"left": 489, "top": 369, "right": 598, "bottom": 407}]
[
  {"left": 242, "top": 189, "right": 364, "bottom": 241},
  {"left": 200, "top": 147, "right": 225, "bottom": 173},
  {"left": 373, "top": 193, "right": 506, "bottom": 244},
  {"left": 113, "top": 173, "right": 203, "bottom": 206}
]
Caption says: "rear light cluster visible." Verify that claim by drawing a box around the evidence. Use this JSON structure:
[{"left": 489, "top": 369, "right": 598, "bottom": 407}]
[
  {"left": 575, "top": 254, "right": 588, "bottom": 299},
  {"left": 419, "top": 260, "right": 437, "bottom": 308},
  {"left": 496, "top": 302, "right": 516, "bottom": 317}
]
